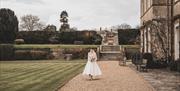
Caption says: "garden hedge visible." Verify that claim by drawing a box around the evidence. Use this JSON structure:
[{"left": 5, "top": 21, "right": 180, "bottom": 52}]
[
  {"left": 118, "top": 29, "right": 140, "bottom": 45},
  {"left": 16, "top": 31, "right": 102, "bottom": 44},
  {"left": 14, "top": 48, "right": 51, "bottom": 60},
  {"left": 0, "top": 44, "right": 15, "bottom": 60}
]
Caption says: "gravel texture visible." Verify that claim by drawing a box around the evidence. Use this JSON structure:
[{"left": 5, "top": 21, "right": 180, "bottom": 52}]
[{"left": 59, "top": 61, "right": 155, "bottom": 91}]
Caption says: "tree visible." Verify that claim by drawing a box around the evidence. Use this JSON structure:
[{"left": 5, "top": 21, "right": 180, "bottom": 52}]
[
  {"left": 44, "top": 24, "right": 57, "bottom": 31},
  {"left": 0, "top": 8, "right": 19, "bottom": 43},
  {"left": 118, "top": 23, "right": 132, "bottom": 29},
  {"left": 20, "top": 14, "right": 45, "bottom": 31},
  {"left": 135, "top": 25, "right": 140, "bottom": 29},
  {"left": 60, "top": 11, "right": 70, "bottom": 31},
  {"left": 111, "top": 23, "right": 132, "bottom": 30}
]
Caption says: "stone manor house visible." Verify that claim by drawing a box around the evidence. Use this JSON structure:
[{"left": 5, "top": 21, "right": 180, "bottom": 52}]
[{"left": 140, "top": 0, "right": 180, "bottom": 62}]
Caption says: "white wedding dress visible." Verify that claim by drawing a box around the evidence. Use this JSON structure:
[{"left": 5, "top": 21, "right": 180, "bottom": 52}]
[{"left": 83, "top": 52, "right": 102, "bottom": 76}]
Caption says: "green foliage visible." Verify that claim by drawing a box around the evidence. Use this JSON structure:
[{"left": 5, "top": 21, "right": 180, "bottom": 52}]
[
  {"left": 14, "top": 47, "right": 98, "bottom": 60},
  {"left": 17, "top": 31, "right": 57, "bottom": 44},
  {"left": 0, "top": 8, "right": 19, "bottom": 43},
  {"left": 17, "top": 31, "right": 102, "bottom": 44},
  {"left": 44, "top": 24, "right": 57, "bottom": 31},
  {"left": 62, "top": 48, "right": 97, "bottom": 59},
  {"left": 118, "top": 29, "right": 140, "bottom": 45},
  {"left": 14, "top": 44, "right": 98, "bottom": 49},
  {"left": 59, "top": 31, "right": 100, "bottom": 44},
  {"left": 14, "top": 48, "right": 50, "bottom": 60},
  {"left": 124, "top": 48, "right": 139, "bottom": 60},
  {"left": 0, "top": 44, "right": 15, "bottom": 60},
  {"left": 92, "top": 34, "right": 102, "bottom": 44}
]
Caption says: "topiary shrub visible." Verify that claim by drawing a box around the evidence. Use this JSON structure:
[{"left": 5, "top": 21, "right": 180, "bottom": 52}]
[
  {"left": 143, "top": 53, "right": 167, "bottom": 69},
  {"left": 16, "top": 31, "right": 57, "bottom": 44},
  {"left": 118, "top": 29, "right": 140, "bottom": 45},
  {"left": 0, "top": 44, "right": 14, "bottom": 60},
  {"left": 0, "top": 8, "right": 19, "bottom": 43}
]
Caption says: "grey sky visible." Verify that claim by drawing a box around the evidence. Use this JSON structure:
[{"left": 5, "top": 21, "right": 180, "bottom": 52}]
[{"left": 0, "top": 0, "right": 140, "bottom": 30}]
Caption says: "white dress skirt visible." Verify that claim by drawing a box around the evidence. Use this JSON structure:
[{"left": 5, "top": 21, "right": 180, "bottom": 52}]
[{"left": 83, "top": 53, "right": 102, "bottom": 76}]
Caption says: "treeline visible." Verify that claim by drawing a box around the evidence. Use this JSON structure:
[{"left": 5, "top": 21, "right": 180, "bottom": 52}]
[{"left": 16, "top": 31, "right": 102, "bottom": 44}]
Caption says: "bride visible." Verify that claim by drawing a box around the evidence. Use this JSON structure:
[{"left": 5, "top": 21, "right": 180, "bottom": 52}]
[{"left": 83, "top": 49, "right": 102, "bottom": 80}]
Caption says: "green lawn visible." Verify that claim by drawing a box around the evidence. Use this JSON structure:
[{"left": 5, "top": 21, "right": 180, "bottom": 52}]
[
  {"left": 121, "top": 45, "right": 140, "bottom": 48},
  {"left": 0, "top": 60, "right": 86, "bottom": 91},
  {"left": 14, "top": 44, "right": 99, "bottom": 49},
  {"left": 14, "top": 44, "right": 139, "bottom": 49}
]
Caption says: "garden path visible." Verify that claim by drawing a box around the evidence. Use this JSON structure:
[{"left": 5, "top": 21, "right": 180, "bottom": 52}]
[{"left": 59, "top": 61, "right": 155, "bottom": 91}]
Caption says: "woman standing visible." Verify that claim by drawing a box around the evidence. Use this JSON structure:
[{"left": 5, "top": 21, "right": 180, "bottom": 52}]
[{"left": 83, "top": 49, "right": 102, "bottom": 80}]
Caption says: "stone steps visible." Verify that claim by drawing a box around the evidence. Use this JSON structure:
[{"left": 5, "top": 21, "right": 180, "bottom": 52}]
[
  {"left": 99, "top": 45, "right": 122, "bottom": 60},
  {"left": 100, "top": 45, "right": 121, "bottom": 53}
]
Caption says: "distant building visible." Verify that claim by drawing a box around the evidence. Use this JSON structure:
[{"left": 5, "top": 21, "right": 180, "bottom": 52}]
[{"left": 140, "top": 0, "right": 179, "bottom": 61}]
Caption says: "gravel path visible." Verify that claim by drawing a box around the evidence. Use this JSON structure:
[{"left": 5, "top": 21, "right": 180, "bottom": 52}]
[{"left": 59, "top": 61, "right": 155, "bottom": 91}]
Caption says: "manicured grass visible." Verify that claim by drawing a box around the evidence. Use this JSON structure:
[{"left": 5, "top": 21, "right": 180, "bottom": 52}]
[
  {"left": 0, "top": 60, "right": 86, "bottom": 91},
  {"left": 121, "top": 45, "right": 140, "bottom": 48},
  {"left": 14, "top": 44, "right": 99, "bottom": 49},
  {"left": 14, "top": 44, "right": 139, "bottom": 49}
]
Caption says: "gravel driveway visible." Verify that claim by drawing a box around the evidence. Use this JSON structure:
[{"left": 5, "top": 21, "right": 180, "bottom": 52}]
[{"left": 59, "top": 61, "right": 155, "bottom": 91}]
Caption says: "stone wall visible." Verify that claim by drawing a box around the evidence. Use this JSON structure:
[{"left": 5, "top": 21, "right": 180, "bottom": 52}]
[{"left": 174, "top": 1, "right": 180, "bottom": 16}]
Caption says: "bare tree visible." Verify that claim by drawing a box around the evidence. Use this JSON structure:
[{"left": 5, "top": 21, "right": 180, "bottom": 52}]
[
  {"left": 135, "top": 25, "right": 140, "bottom": 29},
  {"left": 20, "top": 14, "right": 45, "bottom": 31},
  {"left": 111, "top": 23, "right": 132, "bottom": 30},
  {"left": 118, "top": 23, "right": 132, "bottom": 29}
]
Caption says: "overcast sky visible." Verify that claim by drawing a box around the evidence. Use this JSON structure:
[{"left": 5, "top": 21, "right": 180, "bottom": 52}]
[{"left": 0, "top": 0, "right": 140, "bottom": 30}]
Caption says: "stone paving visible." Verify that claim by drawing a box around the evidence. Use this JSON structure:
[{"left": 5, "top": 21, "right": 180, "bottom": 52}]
[
  {"left": 129, "top": 64, "right": 180, "bottom": 91},
  {"left": 59, "top": 61, "right": 155, "bottom": 91}
]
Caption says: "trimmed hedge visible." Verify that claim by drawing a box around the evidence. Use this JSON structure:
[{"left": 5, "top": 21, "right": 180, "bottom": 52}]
[
  {"left": 13, "top": 47, "right": 97, "bottom": 60},
  {"left": 16, "top": 31, "right": 102, "bottom": 44},
  {"left": 14, "top": 48, "right": 51, "bottom": 60},
  {"left": 62, "top": 48, "right": 97, "bottom": 59},
  {"left": 0, "top": 44, "right": 14, "bottom": 60},
  {"left": 124, "top": 48, "right": 139, "bottom": 60},
  {"left": 16, "top": 31, "right": 57, "bottom": 44},
  {"left": 118, "top": 29, "right": 140, "bottom": 45}
]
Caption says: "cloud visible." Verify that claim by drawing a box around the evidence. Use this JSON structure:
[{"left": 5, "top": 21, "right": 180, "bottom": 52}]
[
  {"left": 17, "top": 0, "right": 44, "bottom": 4},
  {"left": 1, "top": 0, "right": 44, "bottom": 4},
  {"left": 1, "top": 0, "right": 140, "bottom": 30}
]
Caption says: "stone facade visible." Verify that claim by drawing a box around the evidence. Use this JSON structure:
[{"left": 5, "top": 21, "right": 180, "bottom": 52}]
[
  {"left": 173, "top": 0, "right": 180, "bottom": 61},
  {"left": 140, "top": 0, "right": 180, "bottom": 61}
]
